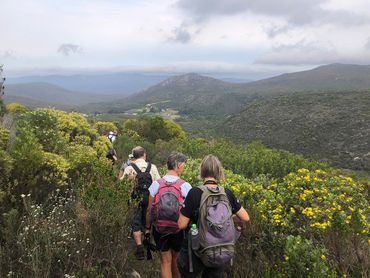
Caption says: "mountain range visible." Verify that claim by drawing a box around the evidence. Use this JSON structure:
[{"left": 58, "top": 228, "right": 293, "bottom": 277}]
[
  {"left": 3, "top": 82, "right": 126, "bottom": 109},
  {"left": 7, "top": 72, "right": 173, "bottom": 96},
  {"left": 83, "top": 63, "right": 370, "bottom": 170},
  {"left": 3, "top": 63, "right": 370, "bottom": 170}
]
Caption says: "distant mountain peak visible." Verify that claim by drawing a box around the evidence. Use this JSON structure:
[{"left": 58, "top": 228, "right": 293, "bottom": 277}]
[{"left": 158, "top": 72, "right": 225, "bottom": 88}]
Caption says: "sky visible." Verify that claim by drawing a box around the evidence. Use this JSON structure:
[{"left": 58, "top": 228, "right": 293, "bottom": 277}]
[{"left": 1, "top": 0, "right": 370, "bottom": 78}]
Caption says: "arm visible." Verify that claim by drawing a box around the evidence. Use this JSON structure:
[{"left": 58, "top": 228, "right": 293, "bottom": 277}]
[
  {"left": 119, "top": 167, "right": 129, "bottom": 181},
  {"left": 235, "top": 207, "right": 250, "bottom": 222},
  {"left": 117, "top": 170, "right": 124, "bottom": 181},
  {"left": 178, "top": 213, "right": 190, "bottom": 230}
]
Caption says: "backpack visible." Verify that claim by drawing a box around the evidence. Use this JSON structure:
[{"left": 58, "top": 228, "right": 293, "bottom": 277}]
[
  {"left": 151, "top": 178, "right": 185, "bottom": 235},
  {"left": 130, "top": 163, "right": 152, "bottom": 203},
  {"left": 195, "top": 185, "right": 237, "bottom": 268}
]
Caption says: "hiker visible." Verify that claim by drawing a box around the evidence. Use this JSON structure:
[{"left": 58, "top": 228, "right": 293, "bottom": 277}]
[
  {"left": 117, "top": 154, "right": 135, "bottom": 180},
  {"left": 177, "top": 155, "right": 250, "bottom": 278},
  {"left": 121, "top": 146, "right": 161, "bottom": 260},
  {"left": 106, "top": 148, "right": 117, "bottom": 165},
  {"left": 145, "top": 152, "right": 192, "bottom": 278},
  {"left": 107, "top": 130, "right": 117, "bottom": 143}
]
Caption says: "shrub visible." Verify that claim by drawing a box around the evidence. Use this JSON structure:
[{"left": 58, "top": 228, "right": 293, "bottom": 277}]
[{"left": 0, "top": 127, "right": 9, "bottom": 150}]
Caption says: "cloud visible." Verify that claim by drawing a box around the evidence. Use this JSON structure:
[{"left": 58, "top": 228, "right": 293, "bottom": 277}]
[
  {"left": 176, "top": 0, "right": 370, "bottom": 27},
  {"left": 264, "top": 24, "right": 292, "bottom": 38},
  {"left": 177, "top": 0, "right": 325, "bottom": 24},
  {"left": 0, "top": 50, "right": 16, "bottom": 60},
  {"left": 255, "top": 41, "right": 340, "bottom": 65},
  {"left": 57, "top": 44, "right": 83, "bottom": 56},
  {"left": 365, "top": 38, "right": 370, "bottom": 50},
  {"left": 168, "top": 27, "right": 192, "bottom": 44}
]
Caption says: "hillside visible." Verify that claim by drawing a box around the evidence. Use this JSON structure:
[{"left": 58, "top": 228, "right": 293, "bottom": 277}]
[
  {"left": 83, "top": 63, "right": 370, "bottom": 114},
  {"left": 221, "top": 90, "right": 370, "bottom": 170},
  {"left": 4, "top": 82, "right": 122, "bottom": 109},
  {"left": 81, "top": 73, "right": 241, "bottom": 114},
  {"left": 237, "top": 63, "right": 370, "bottom": 94},
  {"left": 84, "top": 63, "right": 370, "bottom": 170}
]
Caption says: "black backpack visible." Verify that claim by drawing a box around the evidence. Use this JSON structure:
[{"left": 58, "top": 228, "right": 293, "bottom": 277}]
[{"left": 130, "top": 162, "right": 153, "bottom": 203}]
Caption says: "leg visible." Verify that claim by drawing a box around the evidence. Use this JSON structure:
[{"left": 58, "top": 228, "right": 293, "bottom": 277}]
[
  {"left": 160, "top": 250, "right": 173, "bottom": 278},
  {"left": 132, "top": 206, "right": 144, "bottom": 260},
  {"left": 133, "top": 230, "right": 142, "bottom": 246},
  {"left": 201, "top": 266, "right": 225, "bottom": 278},
  {"left": 171, "top": 250, "right": 180, "bottom": 278},
  {"left": 177, "top": 247, "right": 202, "bottom": 278}
]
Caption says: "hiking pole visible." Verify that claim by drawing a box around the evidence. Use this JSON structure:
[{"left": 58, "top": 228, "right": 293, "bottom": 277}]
[{"left": 143, "top": 232, "right": 156, "bottom": 260}]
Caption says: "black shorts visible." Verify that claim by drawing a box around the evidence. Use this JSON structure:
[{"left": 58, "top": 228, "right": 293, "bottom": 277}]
[
  {"left": 177, "top": 247, "right": 225, "bottom": 278},
  {"left": 131, "top": 203, "right": 148, "bottom": 232},
  {"left": 152, "top": 228, "right": 184, "bottom": 252}
]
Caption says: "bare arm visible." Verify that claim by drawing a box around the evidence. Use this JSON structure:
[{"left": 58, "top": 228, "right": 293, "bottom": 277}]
[
  {"left": 117, "top": 170, "right": 124, "bottom": 181},
  {"left": 178, "top": 213, "right": 190, "bottom": 230},
  {"left": 235, "top": 207, "right": 250, "bottom": 222}
]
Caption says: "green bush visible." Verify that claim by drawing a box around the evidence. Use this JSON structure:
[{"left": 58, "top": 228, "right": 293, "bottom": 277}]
[{"left": 0, "top": 127, "right": 9, "bottom": 150}]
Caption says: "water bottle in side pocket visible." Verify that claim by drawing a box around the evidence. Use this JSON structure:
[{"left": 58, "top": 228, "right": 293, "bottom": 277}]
[{"left": 190, "top": 224, "right": 199, "bottom": 250}]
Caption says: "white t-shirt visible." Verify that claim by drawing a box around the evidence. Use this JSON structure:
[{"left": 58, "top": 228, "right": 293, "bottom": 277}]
[
  {"left": 149, "top": 175, "right": 192, "bottom": 198},
  {"left": 121, "top": 158, "right": 161, "bottom": 181}
]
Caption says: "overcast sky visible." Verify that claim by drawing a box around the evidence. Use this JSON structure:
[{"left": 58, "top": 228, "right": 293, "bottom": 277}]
[{"left": 2, "top": 0, "right": 370, "bottom": 77}]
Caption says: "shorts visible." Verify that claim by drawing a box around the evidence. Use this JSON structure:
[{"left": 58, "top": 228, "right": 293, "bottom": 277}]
[
  {"left": 131, "top": 203, "right": 148, "bottom": 232},
  {"left": 177, "top": 246, "right": 225, "bottom": 278},
  {"left": 152, "top": 228, "right": 184, "bottom": 252}
]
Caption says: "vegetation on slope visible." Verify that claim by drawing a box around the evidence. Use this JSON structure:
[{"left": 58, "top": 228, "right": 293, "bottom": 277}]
[{"left": 0, "top": 106, "right": 368, "bottom": 277}]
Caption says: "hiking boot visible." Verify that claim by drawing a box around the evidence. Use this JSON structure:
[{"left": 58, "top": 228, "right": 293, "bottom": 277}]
[{"left": 135, "top": 244, "right": 145, "bottom": 260}]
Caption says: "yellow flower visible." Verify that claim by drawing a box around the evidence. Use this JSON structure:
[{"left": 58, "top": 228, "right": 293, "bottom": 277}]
[
  {"left": 298, "top": 168, "right": 309, "bottom": 174},
  {"left": 321, "top": 255, "right": 326, "bottom": 260},
  {"left": 284, "top": 255, "right": 289, "bottom": 261},
  {"left": 290, "top": 207, "right": 295, "bottom": 214}
]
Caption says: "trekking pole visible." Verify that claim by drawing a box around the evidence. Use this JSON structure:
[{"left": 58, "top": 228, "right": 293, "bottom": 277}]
[{"left": 188, "top": 231, "right": 193, "bottom": 272}]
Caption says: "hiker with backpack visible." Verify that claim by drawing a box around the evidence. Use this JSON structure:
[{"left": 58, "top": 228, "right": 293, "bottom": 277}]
[
  {"left": 145, "top": 152, "right": 192, "bottom": 278},
  {"left": 120, "top": 146, "right": 161, "bottom": 260},
  {"left": 177, "top": 155, "right": 250, "bottom": 278}
]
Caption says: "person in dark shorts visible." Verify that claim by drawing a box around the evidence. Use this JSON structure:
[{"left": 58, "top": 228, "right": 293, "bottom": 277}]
[
  {"left": 177, "top": 155, "right": 250, "bottom": 278},
  {"left": 121, "top": 146, "right": 161, "bottom": 260},
  {"left": 145, "top": 152, "right": 192, "bottom": 278}
]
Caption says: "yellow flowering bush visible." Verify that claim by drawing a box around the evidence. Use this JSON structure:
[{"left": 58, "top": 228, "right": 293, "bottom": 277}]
[
  {"left": 181, "top": 158, "right": 369, "bottom": 276},
  {"left": 0, "top": 127, "right": 9, "bottom": 150}
]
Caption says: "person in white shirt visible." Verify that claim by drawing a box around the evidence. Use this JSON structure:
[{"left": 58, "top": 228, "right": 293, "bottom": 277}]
[
  {"left": 146, "top": 152, "right": 192, "bottom": 278},
  {"left": 121, "top": 146, "right": 161, "bottom": 260}
]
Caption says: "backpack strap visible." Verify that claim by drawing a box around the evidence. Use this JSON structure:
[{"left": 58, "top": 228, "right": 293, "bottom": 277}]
[
  {"left": 145, "top": 162, "right": 152, "bottom": 173},
  {"left": 157, "top": 178, "right": 185, "bottom": 193},
  {"left": 130, "top": 163, "right": 141, "bottom": 174},
  {"left": 131, "top": 162, "right": 151, "bottom": 174}
]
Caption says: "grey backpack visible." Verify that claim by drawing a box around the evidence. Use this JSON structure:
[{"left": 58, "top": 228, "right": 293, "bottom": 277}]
[{"left": 195, "top": 185, "right": 237, "bottom": 267}]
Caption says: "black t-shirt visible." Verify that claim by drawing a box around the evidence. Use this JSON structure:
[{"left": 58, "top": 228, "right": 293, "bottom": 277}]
[{"left": 180, "top": 186, "right": 242, "bottom": 225}]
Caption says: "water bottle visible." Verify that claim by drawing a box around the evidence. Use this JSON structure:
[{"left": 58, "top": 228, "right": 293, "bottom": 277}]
[{"left": 190, "top": 224, "right": 199, "bottom": 250}]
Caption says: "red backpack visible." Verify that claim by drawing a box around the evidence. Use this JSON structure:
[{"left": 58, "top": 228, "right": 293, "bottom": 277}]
[{"left": 151, "top": 178, "right": 185, "bottom": 235}]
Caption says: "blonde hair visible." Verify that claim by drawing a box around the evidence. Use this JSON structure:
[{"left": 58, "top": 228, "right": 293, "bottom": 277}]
[{"left": 200, "top": 155, "right": 224, "bottom": 181}]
